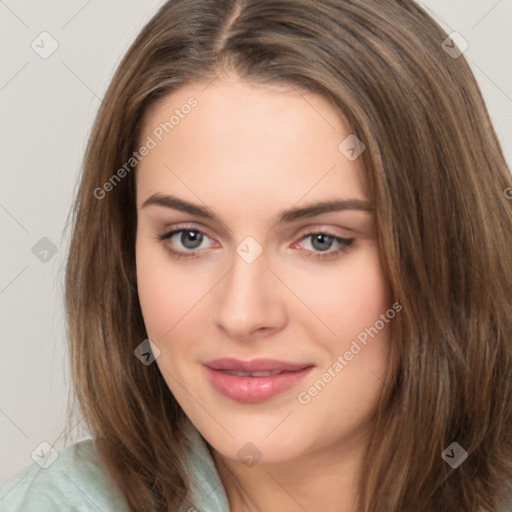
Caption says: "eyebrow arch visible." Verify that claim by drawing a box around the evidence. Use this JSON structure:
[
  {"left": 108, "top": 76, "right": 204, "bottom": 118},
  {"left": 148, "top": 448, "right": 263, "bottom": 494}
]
[{"left": 141, "top": 193, "right": 373, "bottom": 223}]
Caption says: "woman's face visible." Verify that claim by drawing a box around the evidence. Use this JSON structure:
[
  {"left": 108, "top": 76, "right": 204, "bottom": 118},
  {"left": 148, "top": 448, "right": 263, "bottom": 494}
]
[{"left": 135, "top": 75, "right": 392, "bottom": 465}]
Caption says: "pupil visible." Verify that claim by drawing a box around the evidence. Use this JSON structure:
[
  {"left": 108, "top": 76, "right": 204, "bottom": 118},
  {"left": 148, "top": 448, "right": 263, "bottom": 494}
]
[
  {"left": 182, "top": 230, "right": 203, "bottom": 249},
  {"left": 312, "top": 234, "right": 332, "bottom": 252}
]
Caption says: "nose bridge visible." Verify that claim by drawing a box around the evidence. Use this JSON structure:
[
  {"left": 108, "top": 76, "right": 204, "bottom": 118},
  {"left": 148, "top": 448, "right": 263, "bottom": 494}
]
[
  {"left": 222, "top": 243, "right": 269, "bottom": 313},
  {"left": 214, "top": 239, "right": 284, "bottom": 338}
]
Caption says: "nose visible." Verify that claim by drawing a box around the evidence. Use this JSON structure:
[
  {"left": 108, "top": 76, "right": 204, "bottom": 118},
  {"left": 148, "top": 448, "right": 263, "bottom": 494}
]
[{"left": 213, "top": 245, "right": 287, "bottom": 342}]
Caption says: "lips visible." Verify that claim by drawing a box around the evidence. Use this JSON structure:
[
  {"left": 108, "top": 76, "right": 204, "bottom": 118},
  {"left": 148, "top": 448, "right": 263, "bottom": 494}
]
[
  {"left": 203, "top": 357, "right": 315, "bottom": 403},
  {"left": 203, "top": 357, "right": 311, "bottom": 373}
]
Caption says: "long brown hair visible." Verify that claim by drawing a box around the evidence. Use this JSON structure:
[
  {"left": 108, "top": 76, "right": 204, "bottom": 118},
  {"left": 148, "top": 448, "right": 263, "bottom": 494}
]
[{"left": 63, "top": 1, "right": 512, "bottom": 510}]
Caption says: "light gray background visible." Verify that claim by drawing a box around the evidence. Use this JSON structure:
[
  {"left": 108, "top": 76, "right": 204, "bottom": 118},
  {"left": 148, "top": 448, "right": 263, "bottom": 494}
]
[{"left": 0, "top": 0, "right": 511, "bottom": 483}]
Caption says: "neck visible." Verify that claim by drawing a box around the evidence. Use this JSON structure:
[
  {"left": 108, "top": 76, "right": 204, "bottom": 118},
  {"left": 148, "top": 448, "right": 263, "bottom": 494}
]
[{"left": 210, "top": 427, "right": 370, "bottom": 512}]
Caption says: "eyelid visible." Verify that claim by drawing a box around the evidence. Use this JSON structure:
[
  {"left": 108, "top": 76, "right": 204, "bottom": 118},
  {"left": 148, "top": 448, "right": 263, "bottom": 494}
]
[
  {"left": 158, "top": 222, "right": 217, "bottom": 241},
  {"left": 292, "top": 223, "right": 358, "bottom": 240}
]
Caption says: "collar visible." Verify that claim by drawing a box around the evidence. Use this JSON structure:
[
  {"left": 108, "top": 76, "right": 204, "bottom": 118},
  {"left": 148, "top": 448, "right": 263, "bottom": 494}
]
[{"left": 183, "top": 420, "right": 231, "bottom": 512}]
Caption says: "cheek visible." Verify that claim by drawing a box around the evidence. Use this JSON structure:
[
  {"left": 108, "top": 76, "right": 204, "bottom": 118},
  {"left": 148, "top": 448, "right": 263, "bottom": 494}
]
[
  {"left": 295, "top": 245, "right": 390, "bottom": 343},
  {"left": 135, "top": 241, "right": 196, "bottom": 343},
  {"left": 338, "top": 252, "right": 391, "bottom": 372},
  {"left": 302, "top": 245, "right": 392, "bottom": 398}
]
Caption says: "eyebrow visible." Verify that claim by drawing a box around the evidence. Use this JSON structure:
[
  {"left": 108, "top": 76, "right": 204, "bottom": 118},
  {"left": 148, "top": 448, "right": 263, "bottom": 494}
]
[{"left": 141, "top": 193, "right": 373, "bottom": 224}]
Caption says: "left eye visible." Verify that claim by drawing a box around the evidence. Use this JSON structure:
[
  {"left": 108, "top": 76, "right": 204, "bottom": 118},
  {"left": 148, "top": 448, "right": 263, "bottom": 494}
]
[
  {"left": 159, "top": 229, "right": 213, "bottom": 251},
  {"left": 296, "top": 232, "right": 351, "bottom": 252}
]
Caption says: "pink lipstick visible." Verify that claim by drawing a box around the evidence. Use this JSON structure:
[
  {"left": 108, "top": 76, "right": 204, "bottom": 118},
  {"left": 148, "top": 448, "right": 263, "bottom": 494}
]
[{"left": 203, "top": 357, "right": 314, "bottom": 403}]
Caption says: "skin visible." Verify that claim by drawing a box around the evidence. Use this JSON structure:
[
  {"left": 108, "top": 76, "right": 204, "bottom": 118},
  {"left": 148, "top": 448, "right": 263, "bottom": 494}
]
[{"left": 135, "top": 74, "right": 391, "bottom": 512}]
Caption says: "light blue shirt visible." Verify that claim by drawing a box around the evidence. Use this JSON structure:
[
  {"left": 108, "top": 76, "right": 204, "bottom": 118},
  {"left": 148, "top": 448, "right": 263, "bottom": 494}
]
[
  {"left": 2, "top": 423, "right": 512, "bottom": 511},
  {"left": 0, "top": 420, "right": 230, "bottom": 511}
]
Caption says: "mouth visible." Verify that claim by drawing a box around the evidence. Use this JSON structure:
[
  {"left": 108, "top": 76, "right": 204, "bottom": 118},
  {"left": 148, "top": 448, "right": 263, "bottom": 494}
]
[
  {"left": 203, "top": 357, "right": 312, "bottom": 373},
  {"left": 203, "top": 358, "right": 315, "bottom": 403},
  {"left": 221, "top": 369, "right": 288, "bottom": 377}
]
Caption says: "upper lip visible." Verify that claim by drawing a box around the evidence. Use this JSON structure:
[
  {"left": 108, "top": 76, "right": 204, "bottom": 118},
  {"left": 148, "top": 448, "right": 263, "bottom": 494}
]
[{"left": 203, "top": 357, "right": 313, "bottom": 373}]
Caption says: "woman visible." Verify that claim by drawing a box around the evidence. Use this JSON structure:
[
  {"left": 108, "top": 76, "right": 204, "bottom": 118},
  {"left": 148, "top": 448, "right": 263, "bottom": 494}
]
[{"left": 1, "top": 0, "right": 511, "bottom": 511}]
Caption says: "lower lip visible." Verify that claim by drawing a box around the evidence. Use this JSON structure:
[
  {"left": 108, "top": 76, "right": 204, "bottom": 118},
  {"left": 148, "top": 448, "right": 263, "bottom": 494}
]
[{"left": 204, "top": 365, "right": 314, "bottom": 403}]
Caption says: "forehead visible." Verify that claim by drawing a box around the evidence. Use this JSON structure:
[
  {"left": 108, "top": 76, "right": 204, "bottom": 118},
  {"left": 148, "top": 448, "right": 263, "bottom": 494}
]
[{"left": 136, "top": 77, "right": 368, "bottom": 214}]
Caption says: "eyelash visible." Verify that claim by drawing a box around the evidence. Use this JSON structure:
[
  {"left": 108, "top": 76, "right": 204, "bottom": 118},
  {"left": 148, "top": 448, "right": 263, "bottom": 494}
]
[{"left": 156, "top": 225, "right": 355, "bottom": 262}]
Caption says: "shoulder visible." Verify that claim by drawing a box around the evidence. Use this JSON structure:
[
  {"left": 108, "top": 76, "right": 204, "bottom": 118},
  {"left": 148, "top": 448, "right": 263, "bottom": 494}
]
[{"left": 0, "top": 439, "right": 130, "bottom": 512}]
